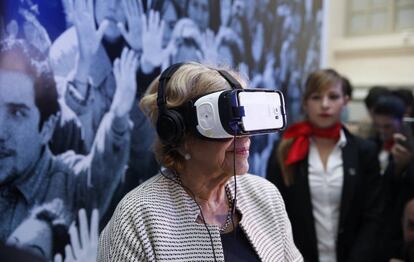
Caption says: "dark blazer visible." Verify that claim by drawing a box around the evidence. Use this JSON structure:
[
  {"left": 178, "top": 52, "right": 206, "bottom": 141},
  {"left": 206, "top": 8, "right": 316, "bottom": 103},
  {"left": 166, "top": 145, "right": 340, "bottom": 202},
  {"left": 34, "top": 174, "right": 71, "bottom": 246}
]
[
  {"left": 266, "top": 129, "right": 383, "bottom": 262},
  {"left": 377, "top": 150, "right": 414, "bottom": 261}
]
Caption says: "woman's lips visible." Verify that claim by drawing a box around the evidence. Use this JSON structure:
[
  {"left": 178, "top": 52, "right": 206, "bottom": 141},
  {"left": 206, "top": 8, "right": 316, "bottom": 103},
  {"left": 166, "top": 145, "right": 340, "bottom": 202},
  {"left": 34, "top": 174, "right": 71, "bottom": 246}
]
[
  {"left": 228, "top": 148, "right": 250, "bottom": 156},
  {"left": 319, "top": 113, "right": 332, "bottom": 118}
]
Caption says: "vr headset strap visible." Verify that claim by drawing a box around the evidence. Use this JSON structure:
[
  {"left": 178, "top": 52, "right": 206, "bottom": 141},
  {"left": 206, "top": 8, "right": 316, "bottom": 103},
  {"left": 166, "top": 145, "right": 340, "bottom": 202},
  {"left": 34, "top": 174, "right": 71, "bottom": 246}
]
[{"left": 217, "top": 70, "right": 242, "bottom": 90}]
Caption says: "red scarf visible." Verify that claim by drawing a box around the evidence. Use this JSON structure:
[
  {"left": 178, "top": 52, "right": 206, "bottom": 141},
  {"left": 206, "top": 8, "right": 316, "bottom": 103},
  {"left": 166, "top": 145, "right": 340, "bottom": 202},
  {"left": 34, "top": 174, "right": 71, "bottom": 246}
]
[
  {"left": 382, "top": 140, "right": 394, "bottom": 151},
  {"left": 283, "top": 121, "right": 342, "bottom": 166}
]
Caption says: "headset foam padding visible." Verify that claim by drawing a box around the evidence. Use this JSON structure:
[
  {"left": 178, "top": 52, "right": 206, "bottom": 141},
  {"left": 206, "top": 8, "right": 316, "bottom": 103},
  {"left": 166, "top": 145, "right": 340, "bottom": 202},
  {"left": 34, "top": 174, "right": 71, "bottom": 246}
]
[{"left": 156, "top": 109, "right": 186, "bottom": 145}]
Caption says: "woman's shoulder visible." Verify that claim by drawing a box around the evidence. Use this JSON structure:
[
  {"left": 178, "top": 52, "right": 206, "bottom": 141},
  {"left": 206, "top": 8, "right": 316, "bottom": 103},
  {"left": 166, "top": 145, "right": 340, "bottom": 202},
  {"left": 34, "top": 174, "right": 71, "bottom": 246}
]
[
  {"left": 123, "top": 174, "right": 165, "bottom": 198},
  {"left": 237, "top": 173, "right": 274, "bottom": 186},
  {"left": 233, "top": 174, "right": 282, "bottom": 199},
  {"left": 113, "top": 174, "right": 180, "bottom": 215},
  {"left": 99, "top": 174, "right": 175, "bottom": 261},
  {"left": 231, "top": 174, "right": 286, "bottom": 219}
]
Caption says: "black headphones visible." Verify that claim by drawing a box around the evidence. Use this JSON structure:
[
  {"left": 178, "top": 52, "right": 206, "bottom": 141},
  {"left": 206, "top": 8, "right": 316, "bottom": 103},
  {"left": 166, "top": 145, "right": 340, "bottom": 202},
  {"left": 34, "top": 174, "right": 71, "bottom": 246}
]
[{"left": 156, "top": 63, "right": 242, "bottom": 146}]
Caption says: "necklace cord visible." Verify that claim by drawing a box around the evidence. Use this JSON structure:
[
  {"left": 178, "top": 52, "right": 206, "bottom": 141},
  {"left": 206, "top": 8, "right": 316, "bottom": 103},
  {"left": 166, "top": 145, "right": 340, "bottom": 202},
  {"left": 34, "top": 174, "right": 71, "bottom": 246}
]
[{"left": 160, "top": 168, "right": 218, "bottom": 262}]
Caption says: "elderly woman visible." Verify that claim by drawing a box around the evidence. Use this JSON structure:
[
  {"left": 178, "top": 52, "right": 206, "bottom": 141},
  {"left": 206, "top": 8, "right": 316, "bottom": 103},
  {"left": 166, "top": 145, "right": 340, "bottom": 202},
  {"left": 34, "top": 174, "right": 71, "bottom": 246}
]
[
  {"left": 98, "top": 62, "right": 302, "bottom": 261},
  {"left": 266, "top": 69, "right": 383, "bottom": 262}
]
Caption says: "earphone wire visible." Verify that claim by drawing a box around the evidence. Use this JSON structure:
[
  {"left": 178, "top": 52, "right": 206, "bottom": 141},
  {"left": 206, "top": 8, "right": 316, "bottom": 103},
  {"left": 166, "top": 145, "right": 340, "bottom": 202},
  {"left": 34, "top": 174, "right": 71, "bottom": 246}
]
[
  {"left": 231, "top": 130, "right": 238, "bottom": 239},
  {"left": 159, "top": 168, "right": 218, "bottom": 262}
]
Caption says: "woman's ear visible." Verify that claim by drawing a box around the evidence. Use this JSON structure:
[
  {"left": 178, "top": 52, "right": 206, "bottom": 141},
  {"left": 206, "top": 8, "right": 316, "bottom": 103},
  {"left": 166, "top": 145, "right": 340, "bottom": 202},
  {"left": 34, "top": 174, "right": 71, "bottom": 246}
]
[
  {"left": 176, "top": 147, "right": 186, "bottom": 157},
  {"left": 177, "top": 140, "right": 192, "bottom": 160},
  {"left": 344, "top": 95, "right": 350, "bottom": 105},
  {"left": 301, "top": 100, "right": 308, "bottom": 116}
]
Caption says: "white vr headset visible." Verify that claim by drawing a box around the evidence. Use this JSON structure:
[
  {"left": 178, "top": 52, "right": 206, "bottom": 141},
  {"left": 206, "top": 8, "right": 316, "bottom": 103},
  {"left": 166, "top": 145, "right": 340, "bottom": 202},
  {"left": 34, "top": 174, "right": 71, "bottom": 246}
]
[
  {"left": 156, "top": 63, "right": 287, "bottom": 145},
  {"left": 189, "top": 88, "right": 286, "bottom": 139}
]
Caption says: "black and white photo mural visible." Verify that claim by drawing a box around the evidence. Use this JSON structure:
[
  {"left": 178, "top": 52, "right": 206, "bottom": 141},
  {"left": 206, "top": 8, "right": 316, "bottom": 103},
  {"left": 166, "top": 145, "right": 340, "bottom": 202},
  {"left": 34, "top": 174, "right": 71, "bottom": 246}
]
[{"left": 0, "top": 0, "right": 323, "bottom": 260}]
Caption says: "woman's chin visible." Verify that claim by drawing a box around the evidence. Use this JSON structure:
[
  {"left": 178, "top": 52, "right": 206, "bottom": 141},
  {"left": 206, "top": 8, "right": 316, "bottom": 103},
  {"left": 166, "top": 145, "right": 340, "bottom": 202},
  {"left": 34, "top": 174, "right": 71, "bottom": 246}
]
[
  {"left": 223, "top": 164, "right": 249, "bottom": 176},
  {"left": 235, "top": 163, "right": 249, "bottom": 175}
]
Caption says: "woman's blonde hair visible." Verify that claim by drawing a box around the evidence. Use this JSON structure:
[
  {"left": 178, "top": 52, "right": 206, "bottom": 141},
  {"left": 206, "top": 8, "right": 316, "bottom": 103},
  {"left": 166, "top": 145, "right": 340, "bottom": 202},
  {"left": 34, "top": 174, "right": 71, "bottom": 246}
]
[
  {"left": 140, "top": 62, "right": 247, "bottom": 173},
  {"left": 302, "top": 68, "right": 344, "bottom": 105},
  {"left": 277, "top": 68, "right": 344, "bottom": 186}
]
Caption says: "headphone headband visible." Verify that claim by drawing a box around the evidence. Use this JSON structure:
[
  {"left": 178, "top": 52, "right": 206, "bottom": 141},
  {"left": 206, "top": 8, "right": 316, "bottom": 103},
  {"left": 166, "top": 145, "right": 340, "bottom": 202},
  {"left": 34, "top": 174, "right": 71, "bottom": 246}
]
[{"left": 157, "top": 62, "right": 186, "bottom": 112}]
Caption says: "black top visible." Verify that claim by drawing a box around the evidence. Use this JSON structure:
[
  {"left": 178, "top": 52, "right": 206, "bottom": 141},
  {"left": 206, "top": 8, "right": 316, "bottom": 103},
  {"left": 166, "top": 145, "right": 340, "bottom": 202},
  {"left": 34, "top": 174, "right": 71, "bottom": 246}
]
[{"left": 220, "top": 227, "right": 261, "bottom": 262}]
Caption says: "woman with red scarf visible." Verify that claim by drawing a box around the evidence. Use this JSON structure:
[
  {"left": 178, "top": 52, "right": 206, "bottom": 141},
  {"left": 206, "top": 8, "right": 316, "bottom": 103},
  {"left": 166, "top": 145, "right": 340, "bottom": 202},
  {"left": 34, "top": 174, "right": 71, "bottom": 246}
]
[{"left": 266, "top": 69, "right": 383, "bottom": 262}]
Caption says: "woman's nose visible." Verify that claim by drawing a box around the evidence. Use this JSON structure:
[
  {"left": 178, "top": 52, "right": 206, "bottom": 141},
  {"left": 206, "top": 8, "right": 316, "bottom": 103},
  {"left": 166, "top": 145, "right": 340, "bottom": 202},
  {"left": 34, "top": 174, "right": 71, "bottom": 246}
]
[
  {"left": 321, "top": 96, "right": 330, "bottom": 108},
  {"left": 235, "top": 136, "right": 250, "bottom": 146}
]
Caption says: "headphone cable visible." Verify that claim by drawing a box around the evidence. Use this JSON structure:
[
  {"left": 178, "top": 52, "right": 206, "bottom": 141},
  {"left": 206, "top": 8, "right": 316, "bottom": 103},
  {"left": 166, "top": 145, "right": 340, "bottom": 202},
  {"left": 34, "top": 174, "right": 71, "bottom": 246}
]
[{"left": 231, "top": 131, "right": 238, "bottom": 239}]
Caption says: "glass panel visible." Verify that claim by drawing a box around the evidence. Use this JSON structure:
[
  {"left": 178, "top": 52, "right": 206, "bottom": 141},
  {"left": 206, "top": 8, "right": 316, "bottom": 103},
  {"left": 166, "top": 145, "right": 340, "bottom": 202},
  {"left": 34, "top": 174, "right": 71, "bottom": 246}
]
[
  {"left": 396, "top": 8, "right": 414, "bottom": 29},
  {"left": 371, "top": 11, "right": 388, "bottom": 32},
  {"left": 350, "top": 14, "right": 369, "bottom": 34},
  {"left": 397, "top": 0, "right": 414, "bottom": 7},
  {"left": 351, "top": 0, "right": 369, "bottom": 11},
  {"left": 371, "top": 0, "right": 388, "bottom": 8}
]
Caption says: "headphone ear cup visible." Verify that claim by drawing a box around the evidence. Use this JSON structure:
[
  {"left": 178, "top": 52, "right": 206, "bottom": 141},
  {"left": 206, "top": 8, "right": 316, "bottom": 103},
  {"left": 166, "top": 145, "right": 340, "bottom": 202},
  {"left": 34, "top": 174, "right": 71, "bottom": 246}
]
[{"left": 157, "top": 109, "right": 186, "bottom": 145}]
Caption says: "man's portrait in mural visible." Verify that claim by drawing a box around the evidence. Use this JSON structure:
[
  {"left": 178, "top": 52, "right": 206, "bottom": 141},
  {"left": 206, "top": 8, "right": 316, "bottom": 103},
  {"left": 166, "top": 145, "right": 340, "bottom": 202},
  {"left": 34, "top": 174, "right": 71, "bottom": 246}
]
[
  {"left": 0, "top": 0, "right": 323, "bottom": 259},
  {"left": 0, "top": 38, "right": 137, "bottom": 259}
]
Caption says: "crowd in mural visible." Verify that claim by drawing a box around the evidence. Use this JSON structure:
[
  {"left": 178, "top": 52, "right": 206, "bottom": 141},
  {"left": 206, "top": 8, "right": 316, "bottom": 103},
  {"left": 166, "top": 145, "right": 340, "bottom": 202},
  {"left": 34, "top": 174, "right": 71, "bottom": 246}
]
[
  {"left": 0, "top": 0, "right": 322, "bottom": 260},
  {"left": 0, "top": 0, "right": 413, "bottom": 261}
]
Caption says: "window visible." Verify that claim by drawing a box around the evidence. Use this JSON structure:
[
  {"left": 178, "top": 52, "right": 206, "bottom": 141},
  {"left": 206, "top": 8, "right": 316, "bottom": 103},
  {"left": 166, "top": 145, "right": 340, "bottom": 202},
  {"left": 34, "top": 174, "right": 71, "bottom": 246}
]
[{"left": 347, "top": 0, "right": 414, "bottom": 36}]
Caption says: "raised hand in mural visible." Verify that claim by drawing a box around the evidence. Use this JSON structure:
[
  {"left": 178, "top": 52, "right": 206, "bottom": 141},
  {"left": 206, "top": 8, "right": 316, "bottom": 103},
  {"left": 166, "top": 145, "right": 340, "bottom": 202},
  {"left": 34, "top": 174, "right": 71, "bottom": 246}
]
[
  {"left": 70, "top": 0, "right": 109, "bottom": 96},
  {"left": 232, "top": 0, "right": 246, "bottom": 18},
  {"left": 141, "top": 10, "right": 172, "bottom": 73},
  {"left": 200, "top": 29, "right": 218, "bottom": 64},
  {"left": 239, "top": 62, "right": 250, "bottom": 79},
  {"left": 220, "top": 0, "right": 232, "bottom": 27},
  {"left": 249, "top": 54, "right": 276, "bottom": 89},
  {"left": 215, "top": 26, "right": 244, "bottom": 54},
  {"left": 118, "top": 0, "right": 144, "bottom": 51},
  {"left": 5, "top": 20, "right": 19, "bottom": 39},
  {"left": 71, "top": 0, "right": 108, "bottom": 64},
  {"left": 111, "top": 47, "right": 139, "bottom": 117},
  {"left": 53, "top": 209, "right": 99, "bottom": 262},
  {"left": 262, "top": 54, "right": 276, "bottom": 89},
  {"left": 219, "top": 26, "right": 244, "bottom": 48}
]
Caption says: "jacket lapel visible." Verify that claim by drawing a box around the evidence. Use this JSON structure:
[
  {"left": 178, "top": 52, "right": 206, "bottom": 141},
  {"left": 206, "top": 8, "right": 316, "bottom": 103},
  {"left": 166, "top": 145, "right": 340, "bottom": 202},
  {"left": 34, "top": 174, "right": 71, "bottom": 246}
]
[
  {"left": 298, "top": 159, "right": 319, "bottom": 258},
  {"left": 339, "top": 134, "right": 358, "bottom": 228}
]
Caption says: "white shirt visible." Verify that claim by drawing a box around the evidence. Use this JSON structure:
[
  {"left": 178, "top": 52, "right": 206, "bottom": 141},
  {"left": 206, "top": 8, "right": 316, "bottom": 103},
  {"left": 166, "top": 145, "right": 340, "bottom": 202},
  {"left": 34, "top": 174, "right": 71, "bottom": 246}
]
[
  {"left": 308, "top": 130, "right": 347, "bottom": 262},
  {"left": 378, "top": 149, "right": 390, "bottom": 175}
]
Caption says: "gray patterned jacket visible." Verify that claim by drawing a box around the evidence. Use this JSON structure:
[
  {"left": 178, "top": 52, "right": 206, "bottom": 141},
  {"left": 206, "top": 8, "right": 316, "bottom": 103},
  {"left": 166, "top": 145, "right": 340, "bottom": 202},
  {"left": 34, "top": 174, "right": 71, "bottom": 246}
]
[{"left": 98, "top": 172, "right": 303, "bottom": 262}]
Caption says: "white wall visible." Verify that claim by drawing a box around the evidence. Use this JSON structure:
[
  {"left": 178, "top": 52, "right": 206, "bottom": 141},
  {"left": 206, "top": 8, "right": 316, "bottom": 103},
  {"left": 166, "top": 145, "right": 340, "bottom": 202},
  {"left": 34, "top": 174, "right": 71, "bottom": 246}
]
[{"left": 322, "top": 0, "right": 414, "bottom": 122}]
